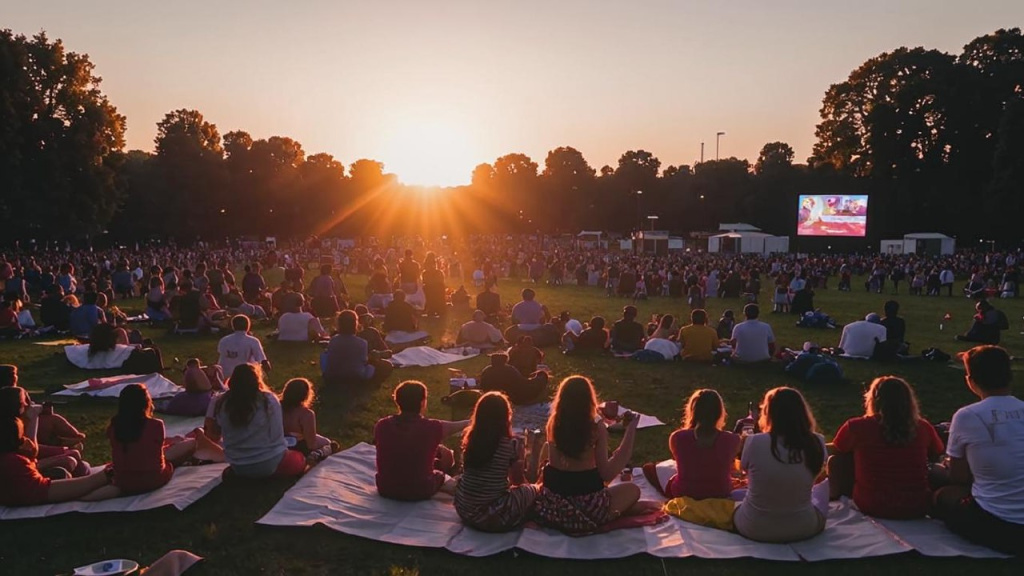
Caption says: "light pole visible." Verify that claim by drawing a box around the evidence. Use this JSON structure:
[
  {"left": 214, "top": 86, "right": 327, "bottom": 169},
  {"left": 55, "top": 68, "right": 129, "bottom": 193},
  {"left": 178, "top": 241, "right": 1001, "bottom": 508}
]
[
  {"left": 700, "top": 142, "right": 704, "bottom": 163},
  {"left": 716, "top": 131, "right": 725, "bottom": 161},
  {"left": 647, "top": 215, "right": 659, "bottom": 231},
  {"left": 635, "top": 190, "right": 643, "bottom": 254}
]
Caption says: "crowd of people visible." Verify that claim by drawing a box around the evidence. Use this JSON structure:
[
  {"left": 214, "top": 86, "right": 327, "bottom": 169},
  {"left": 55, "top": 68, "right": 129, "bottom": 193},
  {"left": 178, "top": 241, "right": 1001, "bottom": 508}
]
[{"left": 0, "top": 238, "right": 1022, "bottom": 556}]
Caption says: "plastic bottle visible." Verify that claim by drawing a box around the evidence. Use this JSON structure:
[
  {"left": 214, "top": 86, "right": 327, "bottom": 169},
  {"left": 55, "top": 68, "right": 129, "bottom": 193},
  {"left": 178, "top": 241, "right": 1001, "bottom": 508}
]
[{"left": 741, "top": 402, "right": 756, "bottom": 436}]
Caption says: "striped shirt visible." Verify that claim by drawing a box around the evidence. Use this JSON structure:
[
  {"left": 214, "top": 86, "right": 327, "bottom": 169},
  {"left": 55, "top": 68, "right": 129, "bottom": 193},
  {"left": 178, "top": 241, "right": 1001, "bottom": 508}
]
[{"left": 455, "top": 437, "right": 516, "bottom": 515}]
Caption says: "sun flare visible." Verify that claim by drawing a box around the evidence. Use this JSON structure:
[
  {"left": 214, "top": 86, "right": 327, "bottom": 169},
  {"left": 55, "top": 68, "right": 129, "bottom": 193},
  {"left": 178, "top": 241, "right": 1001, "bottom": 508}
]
[{"left": 382, "top": 119, "right": 477, "bottom": 188}]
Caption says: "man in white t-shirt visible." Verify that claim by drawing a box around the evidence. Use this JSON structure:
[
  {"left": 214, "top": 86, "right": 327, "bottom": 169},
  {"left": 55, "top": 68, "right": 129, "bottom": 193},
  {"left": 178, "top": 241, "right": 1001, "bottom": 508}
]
[
  {"left": 276, "top": 295, "right": 327, "bottom": 342},
  {"left": 936, "top": 345, "right": 1024, "bottom": 556},
  {"left": 217, "top": 315, "right": 271, "bottom": 377},
  {"left": 838, "top": 313, "right": 888, "bottom": 358},
  {"left": 730, "top": 304, "right": 775, "bottom": 363}
]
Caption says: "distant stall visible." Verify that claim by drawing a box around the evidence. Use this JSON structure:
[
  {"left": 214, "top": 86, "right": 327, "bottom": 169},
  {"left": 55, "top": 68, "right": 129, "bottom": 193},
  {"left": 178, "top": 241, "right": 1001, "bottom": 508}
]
[{"left": 708, "top": 231, "right": 789, "bottom": 255}]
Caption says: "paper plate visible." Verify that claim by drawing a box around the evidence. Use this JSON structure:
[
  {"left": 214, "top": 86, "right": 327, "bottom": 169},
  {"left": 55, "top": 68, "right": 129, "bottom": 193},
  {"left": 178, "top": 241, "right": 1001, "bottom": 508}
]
[{"left": 73, "top": 559, "right": 140, "bottom": 576}]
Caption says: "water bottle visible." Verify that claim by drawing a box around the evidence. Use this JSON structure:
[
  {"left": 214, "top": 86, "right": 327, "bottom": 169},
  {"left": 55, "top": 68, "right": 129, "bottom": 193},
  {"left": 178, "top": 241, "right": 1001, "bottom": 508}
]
[{"left": 741, "top": 402, "right": 756, "bottom": 436}]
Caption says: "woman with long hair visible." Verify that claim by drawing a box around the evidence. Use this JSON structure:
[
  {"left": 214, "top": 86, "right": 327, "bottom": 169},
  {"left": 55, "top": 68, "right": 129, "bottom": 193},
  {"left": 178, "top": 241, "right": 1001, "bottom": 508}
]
[
  {"left": 106, "top": 384, "right": 201, "bottom": 496},
  {"left": 207, "top": 364, "right": 306, "bottom": 478},
  {"left": 828, "top": 376, "right": 944, "bottom": 518},
  {"left": 533, "top": 376, "right": 659, "bottom": 534},
  {"left": 280, "top": 378, "right": 337, "bottom": 462},
  {"left": 454, "top": 392, "right": 539, "bottom": 532},
  {"left": 733, "top": 387, "right": 827, "bottom": 543},
  {"left": 651, "top": 389, "right": 741, "bottom": 499}
]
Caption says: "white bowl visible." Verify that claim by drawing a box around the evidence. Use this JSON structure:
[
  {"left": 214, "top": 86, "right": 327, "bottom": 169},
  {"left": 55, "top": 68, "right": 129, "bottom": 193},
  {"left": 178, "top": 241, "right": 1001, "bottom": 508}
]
[{"left": 73, "top": 559, "right": 140, "bottom": 576}]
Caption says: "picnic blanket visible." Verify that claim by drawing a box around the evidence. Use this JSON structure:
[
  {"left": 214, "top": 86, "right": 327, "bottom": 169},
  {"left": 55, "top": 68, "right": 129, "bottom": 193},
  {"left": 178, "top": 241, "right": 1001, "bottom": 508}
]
[
  {"left": 391, "top": 346, "right": 479, "bottom": 368},
  {"left": 384, "top": 330, "right": 431, "bottom": 345},
  {"left": 55, "top": 373, "right": 183, "bottom": 400},
  {"left": 64, "top": 343, "right": 135, "bottom": 369},
  {"left": 257, "top": 443, "right": 1003, "bottom": 560},
  {"left": 0, "top": 463, "right": 226, "bottom": 520},
  {"left": 509, "top": 403, "right": 664, "bottom": 434},
  {"left": 162, "top": 415, "right": 207, "bottom": 438}
]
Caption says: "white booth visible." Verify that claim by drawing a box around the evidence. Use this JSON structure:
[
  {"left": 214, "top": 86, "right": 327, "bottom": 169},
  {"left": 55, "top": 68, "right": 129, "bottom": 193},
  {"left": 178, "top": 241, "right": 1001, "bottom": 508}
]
[
  {"left": 882, "top": 233, "right": 956, "bottom": 256},
  {"left": 708, "top": 231, "right": 789, "bottom": 255}
]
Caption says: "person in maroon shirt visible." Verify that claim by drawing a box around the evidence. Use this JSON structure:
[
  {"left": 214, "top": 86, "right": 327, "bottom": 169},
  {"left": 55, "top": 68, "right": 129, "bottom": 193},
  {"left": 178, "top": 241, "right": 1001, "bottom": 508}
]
[
  {"left": 105, "top": 384, "right": 200, "bottom": 496},
  {"left": 373, "top": 381, "right": 468, "bottom": 501},
  {"left": 827, "top": 376, "right": 944, "bottom": 518}
]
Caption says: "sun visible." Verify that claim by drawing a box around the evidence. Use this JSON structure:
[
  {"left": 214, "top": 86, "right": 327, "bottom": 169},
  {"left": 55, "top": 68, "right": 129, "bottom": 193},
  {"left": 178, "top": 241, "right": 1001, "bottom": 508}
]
[{"left": 383, "top": 119, "right": 477, "bottom": 188}]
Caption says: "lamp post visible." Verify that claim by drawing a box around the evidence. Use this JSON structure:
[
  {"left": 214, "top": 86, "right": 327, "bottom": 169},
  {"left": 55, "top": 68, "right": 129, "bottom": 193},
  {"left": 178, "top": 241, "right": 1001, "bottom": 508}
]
[
  {"left": 635, "top": 190, "right": 643, "bottom": 253},
  {"left": 700, "top": 142, "right": 704, "bottom": 163},
  {"left": 647, "top": 215, "right": 659, "bottom": 231},
  {"left": 716, "top": 131, "right": 725, "bottom": 161}
]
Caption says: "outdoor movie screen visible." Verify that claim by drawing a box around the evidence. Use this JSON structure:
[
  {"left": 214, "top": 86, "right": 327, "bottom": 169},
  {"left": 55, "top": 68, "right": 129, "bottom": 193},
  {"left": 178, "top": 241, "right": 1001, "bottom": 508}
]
[{"left": 797, "top": 194, "right": 869, "bottom": 237}]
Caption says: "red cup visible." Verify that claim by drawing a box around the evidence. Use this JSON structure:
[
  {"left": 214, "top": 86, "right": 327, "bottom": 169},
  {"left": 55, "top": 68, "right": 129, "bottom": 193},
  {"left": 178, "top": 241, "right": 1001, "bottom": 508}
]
[{"left": 602, "top": 400, "right": 620, "bottom": 420}]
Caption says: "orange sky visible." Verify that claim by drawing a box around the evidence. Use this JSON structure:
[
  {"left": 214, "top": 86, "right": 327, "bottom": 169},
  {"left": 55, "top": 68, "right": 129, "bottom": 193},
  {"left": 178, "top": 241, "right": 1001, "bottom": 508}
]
[{"left": 7, "top": 1, "right": 1023, "bottom": 186}]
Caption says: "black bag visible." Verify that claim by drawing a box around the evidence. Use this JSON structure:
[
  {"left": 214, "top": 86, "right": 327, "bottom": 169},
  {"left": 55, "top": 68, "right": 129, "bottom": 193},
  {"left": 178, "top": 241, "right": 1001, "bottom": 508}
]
[
  {"left": 123, "top": 346, "right": 164, "bottom": 374},
  {"left": 921, "top": 347, "right": 951, "bottom": 363}
]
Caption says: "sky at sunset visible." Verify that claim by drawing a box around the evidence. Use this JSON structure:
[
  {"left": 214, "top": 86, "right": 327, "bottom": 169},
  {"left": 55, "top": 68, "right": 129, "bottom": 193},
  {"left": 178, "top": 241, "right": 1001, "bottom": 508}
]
[{"left": 6, "top": 1, "right": 1024, "bottom": 186}]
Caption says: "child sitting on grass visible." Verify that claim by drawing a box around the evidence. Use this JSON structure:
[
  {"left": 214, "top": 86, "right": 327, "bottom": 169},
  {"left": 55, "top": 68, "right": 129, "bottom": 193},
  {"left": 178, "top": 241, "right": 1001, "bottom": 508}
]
[{"left": 280, "top": 378, "right": 339, "bottom": 464}]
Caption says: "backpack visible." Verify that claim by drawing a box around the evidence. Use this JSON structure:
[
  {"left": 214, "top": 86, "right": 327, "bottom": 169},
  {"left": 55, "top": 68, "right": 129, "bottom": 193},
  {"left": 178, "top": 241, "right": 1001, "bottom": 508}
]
[
  {"left": 122, "top": 346, "right": 164, "bottom": 374},
  {"left": 921, "top": 347, "right": 951, "bottom": 363}
]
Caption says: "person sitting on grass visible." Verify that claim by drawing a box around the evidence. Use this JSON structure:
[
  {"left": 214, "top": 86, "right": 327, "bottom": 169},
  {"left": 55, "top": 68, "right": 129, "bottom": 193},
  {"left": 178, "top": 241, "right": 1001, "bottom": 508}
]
[
  {"left": 69, "top": 291, "right": 107, "bottom": 339},
  {"left": 456, "top": 310, "right": 505, "bottom": 350},
  {"left": 276, "top": 294, "right": 328, "bottom": 342},
  {"left": 643, "top": 389, "right": 741, "bottom": 499},
  {"left": 533, "top": 376, "right": 660, "bottom": 535},
  {"left": 217, "top": 315, "right": 271, "bottom": 378},
  {"left": 678, "top": 309, "right": 718, "bottom": 362},
  {"left": 508, "top": 335, "right": 544, "bottom": 376},
  {"left": 716, "top": 309, "right": 736, "bottom": 340},
  {"left": 205, "top": 364, "right": 306, "bottom": 479},
  {"left": 562, "top": 316, "right": 609, "bottom": 354},
  {"left": 729, "top": 304, "right": 776, "bottom": 364},
  {"left": 0, "top": 365, "right": 87, "bottom": 455},
  {"left": 0, "top": 387, "right": 91, "bottom": 478},
  {"left": 357, "top": 313, "right": 391, "bottom": 355},
  {"left": 455, "top": 392, "right": 540, "bottom": 532},
  {"left": 827, "top": 376, "right": 944, "bottom": 519},
  {"left": 733, "top": 387, "right": 827, "bottom": 543},
  {"left": 933, "top": 346, "right": 1024, "bottom": 556},
  {"left": 280, "top": 378, "right": 338, "bottom": 464},
  {"left": 609, "top": 305, "right": 645, "bottom": 354},
  {"left": 0, "top": 418, "right": 115, "bottom": 506},
  {"left": 955, "top": 300, "right": 1008, "bottom": 345},
  {"left": 145, "top": 276, "right": 172, "bottom": 322},
  {"left": 510, "top": 288, "right": 545, "bottom": 329},
  {"left": 479, "top": 353, "right": 550, "bottom": 406},
  {"left": 99, "top": 384, "right": 206, "bottom": 498},
  {"left": 475, "top": 281, "right": 502, "bottom": 325},
  {"left": 323, "top": 311, "right": 394, "bottom": 387},
  {"left": 160, "top": 359, "right": 224, "bottom": 417},
  {"left": 374, "top": 380, "right": 469, "bottom": 501},
  {"left": 0, "top": 300, "right": 28, "bottom": 338}
]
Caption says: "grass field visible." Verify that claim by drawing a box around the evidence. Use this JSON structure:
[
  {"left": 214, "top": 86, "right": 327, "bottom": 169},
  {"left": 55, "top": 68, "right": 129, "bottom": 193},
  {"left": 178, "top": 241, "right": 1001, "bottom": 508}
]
[{"left": 4, "top": 272, "right": 1024, "bottom": 575}]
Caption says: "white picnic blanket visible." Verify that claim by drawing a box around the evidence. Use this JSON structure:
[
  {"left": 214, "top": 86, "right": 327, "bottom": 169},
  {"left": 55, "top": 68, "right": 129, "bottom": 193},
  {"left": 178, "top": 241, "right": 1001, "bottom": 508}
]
[
  {"left": 161, "top": 415, "right": 207, "bottom": 438},
  {"left": 509, "top": 403, "right": 664, "bottom": 435},
  {"left": 0, "top": 463, "right": 226, "bottom": 520},
  {"left": 257, "top": 443, "right": 1003, "bottom": 560},
  {"left": 384, "top": 330, "right": 431, "bottom": 345},
  {"left": 64, "top": 343, "right": 135, "bottom": 369},
  {"left": 391, "top": 346, "right": 479, "bottom": 368},
  {"left": 55, "top": 373, "right": 183, "bottom": 400}
]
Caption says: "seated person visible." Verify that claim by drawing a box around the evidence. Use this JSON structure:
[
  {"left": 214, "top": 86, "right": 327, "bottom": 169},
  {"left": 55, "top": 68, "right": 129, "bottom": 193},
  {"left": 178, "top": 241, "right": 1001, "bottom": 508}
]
[
  {"left": 609, "top": 306, "right": 645, "bottom": 354},
  {"left": 533, "top": 376, "right": 658, "bottom": 534},
  {"left": 828, "top": 376, "right": 943, "bottom": 518},
  {"left": 734, "top": 387, "right": 827, "bottom": 543},
  {"left": 730, "top": 304, "right": 776, "bottom": 364},
  {"left": 563, "top": 316, "right": 609, "bottom": 353},
  {"left": 170, "top": 280, "right": 211, "bottom": 331},
  {"left": 933, "top": 346, "right": 1024, "bottom": 556},
  {"left": 785, "top": 343, "right": 843, "bottom": 384},
  {"left": 510, "top": 288, "right": 545, "bottom": 328},
  {"left": 649, "top": 314, "right": 677, "bottom": 340},
  {"left": 279, "top": 378, "right": 338, "bottom": 463},
  {"left": 374, "top": 381, "right": 469, "bottom": 501},
  {"left": 0, "top": 300, "right": 27, "bottom": 338},
  {"left": 357, "top": 314, "right": 391, "bottom": 354},
  {"left": 479, "top": 353, "right": 549, "bottom": 406},
  {"left": 508, "top": 336, "right": 543, "bottom": 375},
  {"left": 956, "top": 300, "right": 1008, "bottom": 345},
  {"left": 0, "top": 418, "right": 114, "bottom": 506},
  {"left": 450, "top": 285, "right": 471, "bottom": 310},
  {"left": 145, "top": 277, "right": 172, "bottom": 322},
  {"left": 276, "top": 295, "right": 328, "bottom": 342},
  {"left": 475, "top": 281, "right": 502, "bottom": 324},
  {"left": 643, "top": 336, "right": 680, "bottom": 361},
  {"left": 103, "top": 384, "right": 202, "bottom": 498},
  {"left": 0, "top": 365, "right": 86, "bottom": 453},
  {"left": 456, "top": 310, "right": 505, "bottom": 349},
  {"left": 39, "top": 286, "right": 72, "bottom": 331},
  {"left": 205, "top": 364, "right": 306, "bottom": 479},
  {"left": 69, "top": 292, "right": 107, "bottom": 339},
  {"left": 455, "top": 392, "right": 540, "bottom": 532},
  {"left": 323, "top": 311, "right": 394, "bottom": 387},
  {"left": 645, "top": 389, "right": 741, "bottom": 499},
  {"left": 876, "top": 300, "right": 909, "bottom": 359},
  {"left": 160, "top": 359, "right": 223, "bottom": 417},
  {"left": 382, "top": 290, "right": 418, "bottom": 333},
  {"left": 1, "top": 386, "right": 90, "bottom": 478},
  {"left": 716, "top": 309, "right": 736, "bottom": 340},
  {"left": 270, "top": 280, "right": 294, "bottom": 317},
  {"left": 838, "top": 313, "right": 888, "bottom": 358},
  {"left": 678, "top": 309, "right": 718, "bottom": 362},
  {"left": 217, "top": 315, "right": 271, "bottom": 377}
]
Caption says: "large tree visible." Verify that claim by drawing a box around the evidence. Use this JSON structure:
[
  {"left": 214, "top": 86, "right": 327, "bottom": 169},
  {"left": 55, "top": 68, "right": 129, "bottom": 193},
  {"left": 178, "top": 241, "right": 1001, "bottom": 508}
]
[
  {"left": 541, "top": 146, "right": 595, "bottom": 231},
  {"left": 0, "top": 30, "right": 126, "bottom": 240}
]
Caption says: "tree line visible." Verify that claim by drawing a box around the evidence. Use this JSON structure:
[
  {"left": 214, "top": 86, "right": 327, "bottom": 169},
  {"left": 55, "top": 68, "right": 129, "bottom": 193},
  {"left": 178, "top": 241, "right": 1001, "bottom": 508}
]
[{"left": 1, "top": 28, "right": 1021, "bottom": 245}]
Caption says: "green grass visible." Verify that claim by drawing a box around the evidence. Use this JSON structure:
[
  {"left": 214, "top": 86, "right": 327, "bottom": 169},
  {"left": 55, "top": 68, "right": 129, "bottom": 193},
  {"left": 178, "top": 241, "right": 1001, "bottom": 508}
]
[{"left": 4, "top": 274, "right": 1024, "bottom": 575}]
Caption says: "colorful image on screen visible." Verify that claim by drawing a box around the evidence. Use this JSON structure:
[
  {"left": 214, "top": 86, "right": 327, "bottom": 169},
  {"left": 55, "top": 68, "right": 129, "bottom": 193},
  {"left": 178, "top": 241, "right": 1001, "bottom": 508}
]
[{"left": 797, "top": 195, "right": 868, "bottom": 237}]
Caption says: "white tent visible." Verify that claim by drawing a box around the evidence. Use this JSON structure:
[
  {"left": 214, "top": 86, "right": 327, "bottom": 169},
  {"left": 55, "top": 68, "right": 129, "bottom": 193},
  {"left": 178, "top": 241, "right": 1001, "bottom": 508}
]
[
  {"left": 718, "top": 223, "right": 762, "bottom": 232},
  {"left": 902, "top": 233, "right": 956, "bottom": 256},
  {"left": 708, "top": 231, "right": 789, "bottom": 255}
]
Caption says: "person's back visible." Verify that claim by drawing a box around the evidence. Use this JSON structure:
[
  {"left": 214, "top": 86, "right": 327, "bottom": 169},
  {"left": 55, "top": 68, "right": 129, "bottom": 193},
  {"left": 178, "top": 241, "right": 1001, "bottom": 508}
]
[
  {"left": 215, "top": 391, "right": 287, "bottom": 476},
  {"left": 610, "top": 318, "right": 644, "bottom": 352},
  {"left": 668, "top": 429, "right": 740, "bottom": 499},
  {"left": 357, "top": 326, "right": 388, "bottom": 352},
  {"left": 40, "top": 293, "right": 70, "bottom": 329},
  {"left": 576, "top": 327, "right": 608, "bottom": 351},
  {"left": 176, "top": 289, "right": 202, "bottom": 328},
  {"left": 278, "top": 311, "right": 315, "bottom": 342},
  {"left": 839, "top": 319, "right": 887, "bottom": 357},
  {"left": 69, "top": 303, "right": 102, "bottom": 337},
  {"left": 107, "top": 418, "right": 172, "bottom": 493},
  {"left": 679, "top": 323, "right": 717, "bottom": 362},
  {"left": 480, "top": 363, "right": 525, "bottom": 395},
  {"left": 374, "top": 413, "right": 443, "bottom": 500},
  {"left": 732, "top": 319, "right": 774, "bottom": 363},
  {"left": 476, "top": 290, "right": 500, "bottom": 316},
  {"left": 511, "top": 299, "right": 543, "bottom": 326},
  {"left": 881, "top": 316, "right": 906, "bottom": 343},
  {"left": 325, "top": 333, "right": 369, "bottom": 379},
  {"left": 508, "top": 343, "right": 541, "bottom": 375},
  {"left": 459, "top": 318, "right": 502, "bottom": 347},
  {"left": 383, "top": 299, "right": 417, "bottom": 332},
  {"left": 217, "top": 330, "right": 267, "bottom": 376}
]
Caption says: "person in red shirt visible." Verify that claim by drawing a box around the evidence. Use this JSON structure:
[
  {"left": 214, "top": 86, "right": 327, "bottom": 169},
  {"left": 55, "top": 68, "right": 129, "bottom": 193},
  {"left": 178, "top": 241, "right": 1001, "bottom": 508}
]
[
  {"left": 828, "top": 376, "right": 944, "bottom": 518},
  {"left": 373, "top": 380, "right": 469, "bottom": 501},
  {"left": 0, "top": 418, "right": 112, "bottom": 507},
  {"left": 105, "top": 384, "right": 199, "bottom": 496}
]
